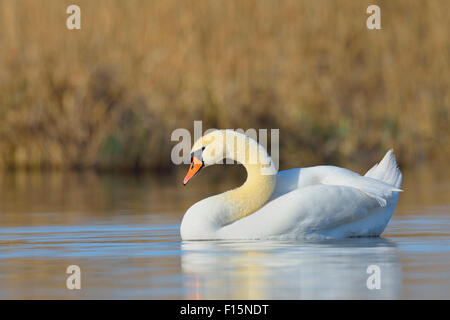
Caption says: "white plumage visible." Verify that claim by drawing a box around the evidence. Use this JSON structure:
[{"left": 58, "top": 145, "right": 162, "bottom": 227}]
[{"left": 180, "top": 130, "right": 402, "bottom": 240}]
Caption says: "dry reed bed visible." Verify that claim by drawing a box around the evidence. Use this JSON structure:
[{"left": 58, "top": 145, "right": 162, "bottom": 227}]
[{"left": 0, "top": 0, "right": 448, "bottom": 170}]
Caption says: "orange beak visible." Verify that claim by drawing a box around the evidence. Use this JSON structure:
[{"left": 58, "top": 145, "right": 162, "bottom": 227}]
[{"left": 183, "top": 156, "right": 204, "bottom": 185}]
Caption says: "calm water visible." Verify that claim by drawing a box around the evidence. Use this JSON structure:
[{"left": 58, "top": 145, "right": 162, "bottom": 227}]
[{"left": 0, "top": 165, "right": 449, "bottom": 299}]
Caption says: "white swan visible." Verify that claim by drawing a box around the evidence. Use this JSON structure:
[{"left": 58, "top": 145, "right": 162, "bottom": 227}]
[{"left": 180, "top": 130, "right": 402, "bottom": 240}]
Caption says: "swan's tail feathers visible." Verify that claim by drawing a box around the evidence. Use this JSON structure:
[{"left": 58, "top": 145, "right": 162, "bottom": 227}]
[{"left": 364, "top": 149, "right": 402, "bottom": 189}]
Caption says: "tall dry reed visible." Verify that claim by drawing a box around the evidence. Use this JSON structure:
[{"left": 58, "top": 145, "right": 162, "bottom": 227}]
[{"left": 0, "top": 0, "right": 448, "bottom": 170}]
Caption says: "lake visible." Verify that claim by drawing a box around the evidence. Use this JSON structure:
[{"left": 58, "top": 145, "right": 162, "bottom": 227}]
[{"left": 0, "top": 164, "right": 449, "bottom": 299}]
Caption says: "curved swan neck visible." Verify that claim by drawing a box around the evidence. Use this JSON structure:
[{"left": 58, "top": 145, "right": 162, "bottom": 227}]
[{"left": 217, "top": 131, "right": 277, "bottom": 226}]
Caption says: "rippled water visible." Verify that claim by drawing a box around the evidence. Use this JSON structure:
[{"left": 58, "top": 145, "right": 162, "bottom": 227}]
[{"left": 0, "top": 165, "right": 449, "bottom": 299}]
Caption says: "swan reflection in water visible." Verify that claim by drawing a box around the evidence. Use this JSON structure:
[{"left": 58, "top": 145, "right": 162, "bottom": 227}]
[{"left": 181, "top": 238, "right": 401, "bottom": 299}]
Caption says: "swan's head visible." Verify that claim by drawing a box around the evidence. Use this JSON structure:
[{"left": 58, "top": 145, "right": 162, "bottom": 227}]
[
  {"left": 182, "top": 129, "right": 275, "bottom": 185},
  {"left": 183, "top": 130, "right": 229, "bottom": 185}
]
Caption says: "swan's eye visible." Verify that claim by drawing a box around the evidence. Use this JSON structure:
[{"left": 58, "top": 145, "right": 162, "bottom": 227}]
[{"left": 192, "top": 148, "right": 204, "bottom": 161}]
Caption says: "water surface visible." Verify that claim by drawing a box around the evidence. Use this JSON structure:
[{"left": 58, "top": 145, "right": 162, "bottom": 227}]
[{"left": 0, "top": 165, "right": 449, "bottom": 299}]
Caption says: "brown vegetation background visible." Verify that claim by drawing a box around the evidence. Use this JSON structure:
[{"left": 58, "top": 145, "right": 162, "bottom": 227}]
[{"left": 0, "top": 0, "right": 448, "bottom": 171}]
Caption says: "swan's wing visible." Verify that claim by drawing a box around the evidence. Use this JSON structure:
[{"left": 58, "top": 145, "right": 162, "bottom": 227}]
[
  {"left": 320, "top": 171, "right": 402, "bottom": 207},
  {"left": 218, "top": 184, "right": 382, "bottom": 239},
  {"left": 273, "top": 165, "right": 402, "bottom": 208}
]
